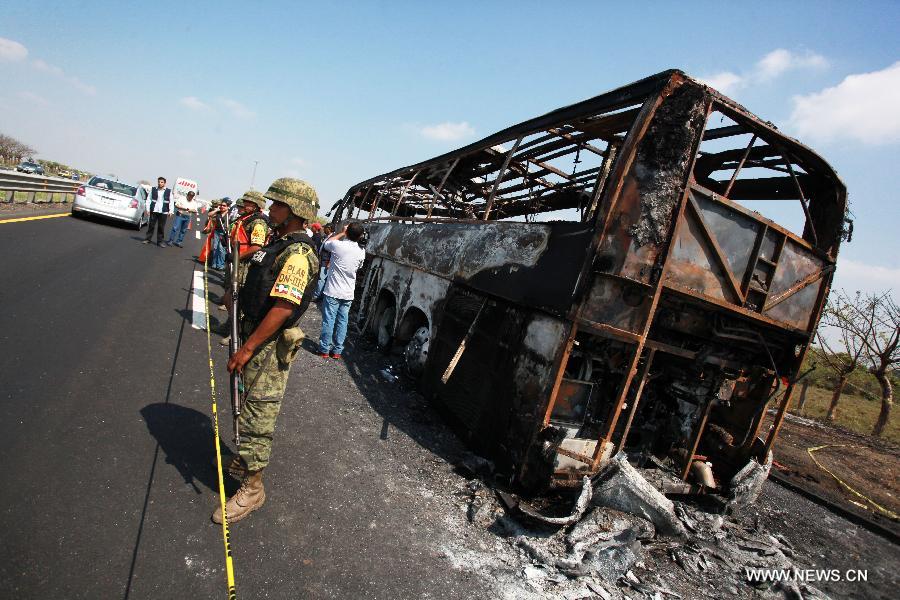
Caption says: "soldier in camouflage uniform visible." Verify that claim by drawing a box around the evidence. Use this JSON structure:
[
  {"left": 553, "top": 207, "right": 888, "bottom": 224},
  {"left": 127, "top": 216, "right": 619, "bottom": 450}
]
[{"left": 213, "top": 178, "right": 320, "bottom": 524}]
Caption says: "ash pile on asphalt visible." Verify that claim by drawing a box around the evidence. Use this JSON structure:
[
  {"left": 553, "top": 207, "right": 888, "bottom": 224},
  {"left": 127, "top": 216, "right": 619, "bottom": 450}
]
[{"left": 438, "top": 452, "right": 832, "bottom": 600}]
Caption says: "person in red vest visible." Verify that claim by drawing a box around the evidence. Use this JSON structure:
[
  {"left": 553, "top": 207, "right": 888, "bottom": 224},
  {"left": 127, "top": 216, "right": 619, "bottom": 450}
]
[{"left": 218, "top": 191, "right": 270, "bottom": 345}]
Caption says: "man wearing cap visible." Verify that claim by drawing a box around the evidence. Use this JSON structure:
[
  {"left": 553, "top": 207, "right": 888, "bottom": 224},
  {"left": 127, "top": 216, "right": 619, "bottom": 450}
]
[
  {"left": 219, "top": 191, "right": 270, "bottom": 345},
  {"left": 166, "top": 190, "right": 199, "bottom": 247},
  {"left": 212, "top": 178, "right": 320, "bottom": 524}
]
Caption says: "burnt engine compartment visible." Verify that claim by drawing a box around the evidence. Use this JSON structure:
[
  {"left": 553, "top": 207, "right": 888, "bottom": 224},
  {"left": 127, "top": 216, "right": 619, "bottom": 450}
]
[{"left": 549, "top": 295, "right": 801, "bottom": 489}]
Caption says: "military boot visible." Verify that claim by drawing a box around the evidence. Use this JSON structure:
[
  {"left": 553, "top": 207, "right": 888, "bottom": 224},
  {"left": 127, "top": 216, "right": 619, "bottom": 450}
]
[
  {"left": 225, "top": 454, "right": 248, "bottom": 479},
  {"left": 211, "top": 470, "right": 265, "bottom": 524}
]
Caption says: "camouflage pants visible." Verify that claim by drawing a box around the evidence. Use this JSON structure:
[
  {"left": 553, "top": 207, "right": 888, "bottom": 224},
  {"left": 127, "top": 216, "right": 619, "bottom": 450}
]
[{"left": 237, "top": 337, "right": 293, "bottom": 471}]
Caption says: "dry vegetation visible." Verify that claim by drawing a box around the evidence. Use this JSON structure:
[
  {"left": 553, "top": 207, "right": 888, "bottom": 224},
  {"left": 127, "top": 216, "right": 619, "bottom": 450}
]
[{"left": 791, "top": 385, "right": 900, "bottom": 444}]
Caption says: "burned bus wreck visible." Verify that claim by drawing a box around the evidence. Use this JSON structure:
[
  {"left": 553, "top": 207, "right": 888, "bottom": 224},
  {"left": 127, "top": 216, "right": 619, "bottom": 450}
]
[{"left": 329, "top": 70, "right": 847, "bottom": 495}]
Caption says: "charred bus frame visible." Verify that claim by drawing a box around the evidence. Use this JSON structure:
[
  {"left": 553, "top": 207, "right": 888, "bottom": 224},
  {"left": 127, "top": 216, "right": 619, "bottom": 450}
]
[{"left": 329, "top": 70, "right": 846, "bottom": 492}]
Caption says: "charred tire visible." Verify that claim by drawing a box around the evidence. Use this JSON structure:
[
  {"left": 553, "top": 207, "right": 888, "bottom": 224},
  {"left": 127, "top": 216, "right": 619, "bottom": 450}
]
[
  {"left": 375, "top": 304, "right": 396, "bottom": 352},
  {"left": 404, "top": 325, "right": 430, "bottom": 378}
]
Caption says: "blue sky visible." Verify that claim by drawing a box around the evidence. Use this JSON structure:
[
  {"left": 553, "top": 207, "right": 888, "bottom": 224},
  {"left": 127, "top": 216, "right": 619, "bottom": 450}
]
[{"left": 1, "top": 0, "right": 898, "bottom": 297}]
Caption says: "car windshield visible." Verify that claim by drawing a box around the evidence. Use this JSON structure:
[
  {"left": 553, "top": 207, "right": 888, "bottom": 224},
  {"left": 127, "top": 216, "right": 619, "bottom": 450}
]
[
  {"left": 22, "top": 162, "right": 38, "bottom": 167},
  {"left": 89, "top": 177, "right": 136, "bottom": 196}
]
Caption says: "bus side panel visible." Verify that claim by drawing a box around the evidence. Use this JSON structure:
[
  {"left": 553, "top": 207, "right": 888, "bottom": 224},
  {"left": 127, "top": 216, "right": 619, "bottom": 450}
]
[
  {"left": 421, "top": 286, "right": 568, "bottom": 475},
  {"left": 366, "top": 221, "right": 592, "bottom": 315}
]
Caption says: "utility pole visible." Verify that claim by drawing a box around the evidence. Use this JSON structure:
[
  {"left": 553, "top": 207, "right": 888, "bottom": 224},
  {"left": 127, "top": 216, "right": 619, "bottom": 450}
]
[{"left": 250, "top": 160, "right": 259, "bottom": 190}]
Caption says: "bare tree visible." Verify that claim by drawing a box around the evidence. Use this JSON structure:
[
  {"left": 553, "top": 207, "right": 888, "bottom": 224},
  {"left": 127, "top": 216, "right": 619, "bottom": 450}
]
[
  {"left": 827, "top": 291, "right": 900, "bottom": 437},
  {"left": 0, "top": 133, "right": 36, "bottom": 165},
  {"left": 815, "top": 296, "right": 869, "bottom": 421}
]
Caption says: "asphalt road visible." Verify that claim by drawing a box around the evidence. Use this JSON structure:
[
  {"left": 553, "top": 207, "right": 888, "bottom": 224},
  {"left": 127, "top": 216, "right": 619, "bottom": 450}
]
[{"left": 0, "top": 212, "right": 487, "bottom": 599}]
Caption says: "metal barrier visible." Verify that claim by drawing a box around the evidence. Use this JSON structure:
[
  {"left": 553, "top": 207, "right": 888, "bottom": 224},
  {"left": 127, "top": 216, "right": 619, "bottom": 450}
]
[{"left": 0, "top": 169, "right": 81, "bottom": 203}]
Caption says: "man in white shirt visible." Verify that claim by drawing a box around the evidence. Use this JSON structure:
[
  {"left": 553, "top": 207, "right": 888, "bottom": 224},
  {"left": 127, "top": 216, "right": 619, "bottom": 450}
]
[
  {"left": 165, "top": 190, "right": 198, "bottom": 247},
  {"left": 143, "top": 176, "right": 175, "bottom": 246},
  {"left": 317, "top": 222, "right": 366, "bottom": 359}
]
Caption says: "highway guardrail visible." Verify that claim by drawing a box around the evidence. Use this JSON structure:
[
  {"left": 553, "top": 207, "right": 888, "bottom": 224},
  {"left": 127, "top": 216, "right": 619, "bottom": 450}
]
[{"left": 0, "top": 169, "right": 81, "bottom": 203}]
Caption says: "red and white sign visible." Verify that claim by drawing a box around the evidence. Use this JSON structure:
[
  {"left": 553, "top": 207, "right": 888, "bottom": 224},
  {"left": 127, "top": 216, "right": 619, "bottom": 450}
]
[{"left": 174, "top": 177, "right": 199, "bottom": 199}]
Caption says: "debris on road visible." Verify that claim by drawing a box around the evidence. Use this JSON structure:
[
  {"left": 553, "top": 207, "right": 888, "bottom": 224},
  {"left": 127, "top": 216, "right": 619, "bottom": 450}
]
[
  {"left": 440, "top": 446, "right": 838, "bottom": 599},
  {"left": 592, "top": 453, "right": 686, "bottom": 538},
  {"left": 727, "top": 450, "right": 773, "bottom": 515}
]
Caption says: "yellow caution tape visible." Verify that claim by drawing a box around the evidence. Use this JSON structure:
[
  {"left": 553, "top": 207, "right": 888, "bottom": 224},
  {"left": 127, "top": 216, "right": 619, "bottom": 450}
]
[
  {"left": 806, "top": 444, "right": 899, "bottom": 520},
  {"left": 202, "top": 257, "right": 238, "bottom": 599}
]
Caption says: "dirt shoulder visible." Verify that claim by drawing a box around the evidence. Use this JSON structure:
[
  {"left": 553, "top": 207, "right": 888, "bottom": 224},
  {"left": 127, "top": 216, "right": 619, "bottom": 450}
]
[{"left": 768, "top": 412, "right": 900, "bottom": 532}]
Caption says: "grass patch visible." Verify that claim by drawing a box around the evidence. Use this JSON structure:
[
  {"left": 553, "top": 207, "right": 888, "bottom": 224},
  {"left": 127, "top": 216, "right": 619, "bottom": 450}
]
[{"left": 791, "top": 385, "right": 899, "bottom": 444}]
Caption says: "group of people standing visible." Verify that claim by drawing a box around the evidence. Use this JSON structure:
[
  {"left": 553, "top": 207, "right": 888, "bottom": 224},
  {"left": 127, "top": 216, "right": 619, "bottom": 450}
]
[{"left": 195, "top": 177, "right": 366, "bottom": 524}]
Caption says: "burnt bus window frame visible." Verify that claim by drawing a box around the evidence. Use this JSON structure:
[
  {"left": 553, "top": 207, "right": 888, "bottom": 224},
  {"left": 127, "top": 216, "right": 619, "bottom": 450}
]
[{"left": 693, "top": 101, "right": 846, "bottom": 260}]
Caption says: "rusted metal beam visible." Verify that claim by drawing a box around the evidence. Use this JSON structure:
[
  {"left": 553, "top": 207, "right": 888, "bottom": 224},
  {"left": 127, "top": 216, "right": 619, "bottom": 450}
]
[
  {"left": 546, "top": 128, "right": 606, "bottom": 157},
  {"left": 391, "top": 170, "right": 421, "bottom": 216},
  {"left": 780, "top": 148, "right": 819, "bottom": 246},
  {"left": 440, "top": 299, "right": 488, "bottom": 384},
  {"left": 523, "top": 156, "right": 574, "bottom": 180},
  {"left": 686, "top": 196, "right": 745, "bottom": 304},
  {"left": 614, "top": 348, "right": 656, "bottom": 454},
  {"left": 763, "top": 265, "right": 833, "bottom": 312},
  {"left": 575, "top": 319, "right": 642, "bottom": 343},
  {"left": 586, "top": 142, "right": 619, "bottom": 221},
  {"left": 702, "top": 123, "right": 746, "bottom": 140},
  {"left": 428, "top": 158, "right": 459, "bottom": 219},
  {"left": 740, "top": 224, "right": 768, "bottom": 297},
  {"left": 763, "top": 382, "right": 796, "bottom": 458},
  {"left": 482, "top": 136, "right": 523, "bottom": 220},
  {"left": 354, "top": 186, "right": 372, "bottom": 219},
  {"left": 366, "top": 189, "right": 384, "bottom": 221},
  {"left": 663, "top": 281, "right": 809, "bottom": 336},
  {"left": 680, "top": 398, "right": 714, "bottom": 480},
  {"left": 541, "top": 324, "right": 579, "bottom": 427},
  {"left": 723, "top": 134, "right": 757, "bottom": 198}
]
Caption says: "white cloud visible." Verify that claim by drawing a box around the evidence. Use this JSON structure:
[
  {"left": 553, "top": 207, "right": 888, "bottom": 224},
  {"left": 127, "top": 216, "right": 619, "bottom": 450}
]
[
  {"left": 31, "top": 58, "right": 63, "bottom": 76},
  {"left": 219, "top": 98, "right": 255, "bottom": 119},
  {"left": 31, "top": 58, "right": 95, "bottom": 95},
  {"left": 833, "top": 258, "right": 900, "bottom": 299},
  {"left": 419, "top": 121, "right": 475, "bottom": 141},
  {"left": 700, "top": 71, "right": 743, "bottom": 95},
  {"left": 180, "top": 96, "right": 210, "bottom": 111},
  {"left": 290, "top": 157, "right": 307, "bottom": 167},
  {"left": 699, "top": 48, "right": 828, "bottom": 94},
  {"left": 0, "top": 37, "right": 28, "bottom": 62},
  {"left": 755, "top": 49, "right": 828, "bottom": 81},
  {"left": 284, "top": 169, "right": 302, "bottom": 179},
  {"left": 18, "top": 91, "right": 49, "bottom": 106},
  {"left": 788, "top": 62, "right": 900, "bottom": 145}
]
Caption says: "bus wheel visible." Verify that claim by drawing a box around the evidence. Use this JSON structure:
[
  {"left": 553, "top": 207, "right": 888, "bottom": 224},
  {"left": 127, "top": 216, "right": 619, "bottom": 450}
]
[
  {"left": 404, "top": 325, "right": 430, "bottom": 378},
  {"left": 376, "top": 305, "right": 395, "bottom": 352}
]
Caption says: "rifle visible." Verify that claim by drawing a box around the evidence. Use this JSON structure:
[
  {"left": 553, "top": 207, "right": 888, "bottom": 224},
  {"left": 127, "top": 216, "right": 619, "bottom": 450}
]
[{"left": 229, "top": 236, "right": 244, "bottom": 447}]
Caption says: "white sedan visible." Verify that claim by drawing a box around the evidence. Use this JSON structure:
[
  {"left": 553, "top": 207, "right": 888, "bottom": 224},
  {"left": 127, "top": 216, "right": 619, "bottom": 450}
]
[{"left": 72, "top": 177, "right": 148, "bottom": 229}]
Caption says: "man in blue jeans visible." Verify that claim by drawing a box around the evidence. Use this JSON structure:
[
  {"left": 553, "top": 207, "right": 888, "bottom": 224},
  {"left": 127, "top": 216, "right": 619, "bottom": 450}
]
[
  {"left": 166, "top": 190, "right": 198, "bottom": 247},
  {"left": 317, "top": 222, "right": 365, "bottom": 359},
  {"left": 311, "top": 224, "right": 334, "bottom": 302}
]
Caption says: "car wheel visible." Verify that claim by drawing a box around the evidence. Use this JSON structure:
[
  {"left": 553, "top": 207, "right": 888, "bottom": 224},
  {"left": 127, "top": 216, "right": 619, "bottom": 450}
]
[
  {"left": 375, "top": 305, "right": 395, "bottom": 352},
  {"left": 404, "top": 325, "right": 430, "bottom": 378}
]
